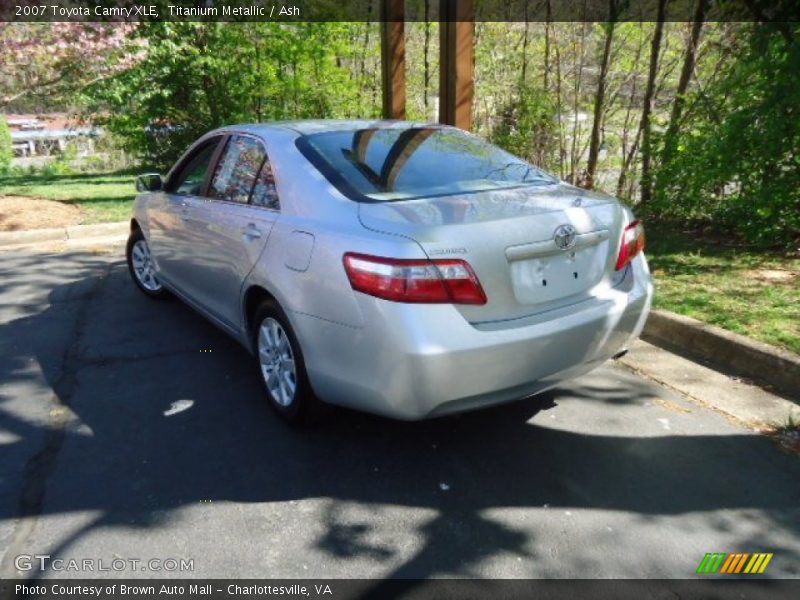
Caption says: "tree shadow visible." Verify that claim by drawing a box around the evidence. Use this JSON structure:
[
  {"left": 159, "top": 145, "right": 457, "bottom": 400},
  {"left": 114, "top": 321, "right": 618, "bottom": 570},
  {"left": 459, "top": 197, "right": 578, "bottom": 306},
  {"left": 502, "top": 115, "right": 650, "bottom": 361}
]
[{"left": 1, "top": 251, "right": 799, "bottom": 581}]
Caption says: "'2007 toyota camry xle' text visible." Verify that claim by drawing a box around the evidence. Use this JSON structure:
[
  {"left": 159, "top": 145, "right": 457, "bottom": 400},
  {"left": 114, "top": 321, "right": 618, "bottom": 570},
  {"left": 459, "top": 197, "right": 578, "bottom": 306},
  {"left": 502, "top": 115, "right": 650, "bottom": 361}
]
[{"left": 127, "top": 120, "right": 653, "bottom": 423}]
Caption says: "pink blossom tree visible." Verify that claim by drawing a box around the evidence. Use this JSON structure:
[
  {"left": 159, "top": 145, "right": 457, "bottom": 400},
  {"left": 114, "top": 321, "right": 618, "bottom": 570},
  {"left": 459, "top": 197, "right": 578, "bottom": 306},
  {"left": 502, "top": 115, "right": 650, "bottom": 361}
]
[{"left": 0, "top": 22, "right": 140, "bottom": 110}]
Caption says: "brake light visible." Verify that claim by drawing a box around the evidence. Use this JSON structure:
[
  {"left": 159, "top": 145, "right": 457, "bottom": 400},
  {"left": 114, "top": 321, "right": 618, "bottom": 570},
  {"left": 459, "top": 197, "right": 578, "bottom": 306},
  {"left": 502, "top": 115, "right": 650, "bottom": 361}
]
[
  {"left": 615, "top": 219, "right": 646, "bottom": 270},
  {"left": 343, "top": 253, "right": 487, "bottom": 305}
]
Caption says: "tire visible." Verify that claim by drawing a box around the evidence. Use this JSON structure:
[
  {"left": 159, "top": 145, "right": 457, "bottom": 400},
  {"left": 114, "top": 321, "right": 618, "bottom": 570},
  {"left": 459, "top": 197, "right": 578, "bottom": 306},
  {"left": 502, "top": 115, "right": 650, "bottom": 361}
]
[
  {"left": 126, "top": 228, "right": 170, "bottom": 299},
  {"left": 252, "top": 301, "right": 321, "bottom": 425}
]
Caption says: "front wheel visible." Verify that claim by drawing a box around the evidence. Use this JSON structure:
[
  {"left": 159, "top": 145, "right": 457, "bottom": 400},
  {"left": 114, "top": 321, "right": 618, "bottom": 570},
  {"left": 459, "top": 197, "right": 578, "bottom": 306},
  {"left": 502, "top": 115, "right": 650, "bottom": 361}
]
[
  {"left": 126, "top": 228, "right": 169, "bottom": 299},
  {"left": 252, "top": 302, "right": 320, "bottom": 425}
]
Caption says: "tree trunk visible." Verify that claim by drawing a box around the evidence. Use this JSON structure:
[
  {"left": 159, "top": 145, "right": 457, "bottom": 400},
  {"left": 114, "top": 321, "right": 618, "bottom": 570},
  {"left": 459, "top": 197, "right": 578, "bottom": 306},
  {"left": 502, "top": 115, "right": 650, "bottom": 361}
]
[
  {"left": 616, "top": 27, "right": 647, "bottom": 197},
  {"left": 569, "top": 22, "right": 588, "bottom": 185},
  {"left": 639, "top": 1, "right": 667, "bottom": 207},
  {"left": 661, "top": 0, "right": 709, "bottom": 165},
  {"left": 543, "top": 1, "right": 551, "bottom": 92},
  {"left": 424, "top": 0, "right": 431, "bottom": 115},
  {"left": 553, "top": 27, "right": 566, "bottom": 180},
  {"left": 586, "top": 16, "right": 617, "bottom": 189},
  {"left": 521, "top": 3, "right": 530, "bottom": 85}
]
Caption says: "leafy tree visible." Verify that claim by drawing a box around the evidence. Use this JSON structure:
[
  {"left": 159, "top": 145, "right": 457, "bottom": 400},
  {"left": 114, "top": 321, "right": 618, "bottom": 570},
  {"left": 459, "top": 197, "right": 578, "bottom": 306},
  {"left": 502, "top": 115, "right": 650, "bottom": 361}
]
[
  {"left": 84, "top": 23, "right": 371, "bottom": 169},
  {"left": 651, "top": 23, "right": 800, "bottom": 246},
  {"left": 0, "top": 23, "right": 135, "bottom": 112}
]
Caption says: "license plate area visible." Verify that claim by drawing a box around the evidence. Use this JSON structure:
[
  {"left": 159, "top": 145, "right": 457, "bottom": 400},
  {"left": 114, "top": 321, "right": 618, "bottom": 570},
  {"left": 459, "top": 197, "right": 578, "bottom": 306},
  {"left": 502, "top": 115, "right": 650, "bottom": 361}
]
[{"left": 508, "top": 243, "right": 608, "bottom": 305}]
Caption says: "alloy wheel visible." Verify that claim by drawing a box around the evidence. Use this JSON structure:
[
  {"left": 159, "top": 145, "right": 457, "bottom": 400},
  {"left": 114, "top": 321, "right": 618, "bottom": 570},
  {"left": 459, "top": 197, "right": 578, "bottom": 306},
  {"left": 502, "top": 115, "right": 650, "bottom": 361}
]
[
  {"left": 131, "top": 239, "right": 162, "bottom": 292},
  {"left": 258, "top": 317, "right": 297, "bottom": 406}
]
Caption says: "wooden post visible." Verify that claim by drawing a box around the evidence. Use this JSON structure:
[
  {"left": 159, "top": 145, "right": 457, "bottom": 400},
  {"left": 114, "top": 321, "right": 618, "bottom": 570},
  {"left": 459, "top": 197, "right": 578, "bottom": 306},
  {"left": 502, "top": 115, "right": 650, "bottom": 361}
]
[
  {"left": 381, "top": 0, "right": 406, "bottom": 120},
  {"left": 439, "top": 0, "right": 474, "bottom": 130}
]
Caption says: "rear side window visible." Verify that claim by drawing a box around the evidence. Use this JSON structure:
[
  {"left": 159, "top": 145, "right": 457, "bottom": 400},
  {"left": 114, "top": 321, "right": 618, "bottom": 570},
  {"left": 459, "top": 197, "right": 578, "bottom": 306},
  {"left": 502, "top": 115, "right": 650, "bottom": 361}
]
[
  {"left": 209, "top": 135, "right": 266, "bottom": 204},
  {"left": 251, "top": 159, "right": 280, "bottom": 210},
  {"left": 296, "top": 127, "right": 557, "bottom": 202}
]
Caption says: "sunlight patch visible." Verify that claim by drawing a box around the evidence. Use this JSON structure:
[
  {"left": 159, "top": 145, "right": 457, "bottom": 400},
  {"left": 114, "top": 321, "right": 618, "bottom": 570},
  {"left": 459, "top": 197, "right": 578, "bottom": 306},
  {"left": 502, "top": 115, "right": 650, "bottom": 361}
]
[{"left": 163, "top": 399, "right": 194, "bottom": 417}]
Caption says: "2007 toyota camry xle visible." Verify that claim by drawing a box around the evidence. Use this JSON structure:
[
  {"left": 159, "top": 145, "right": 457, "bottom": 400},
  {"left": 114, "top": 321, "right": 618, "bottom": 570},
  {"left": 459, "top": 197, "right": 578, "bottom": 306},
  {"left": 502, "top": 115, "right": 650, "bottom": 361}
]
[{"left": 127, "top": 120, "right": 653, "bottom": 423}]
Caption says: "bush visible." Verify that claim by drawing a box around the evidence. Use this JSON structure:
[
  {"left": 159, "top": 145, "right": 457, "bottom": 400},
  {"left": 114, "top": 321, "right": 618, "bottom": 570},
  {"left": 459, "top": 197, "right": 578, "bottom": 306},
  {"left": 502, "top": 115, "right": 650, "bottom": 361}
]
[
  {"left": 490, "top": 84, "right": 557, "bottom": 170},
  {"left": 39, "top": 142, "right": 79, "bottom": 176},
  {"left": 0, "top": 116, "right": 12, "bottom": 174}
]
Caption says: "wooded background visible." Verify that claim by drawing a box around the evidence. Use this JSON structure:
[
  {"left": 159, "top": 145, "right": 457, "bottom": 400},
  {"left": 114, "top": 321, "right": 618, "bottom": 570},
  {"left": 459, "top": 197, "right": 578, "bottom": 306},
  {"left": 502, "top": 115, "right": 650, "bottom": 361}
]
[{"left": 1, "top": 11, "right": 798, "bottom": 246}]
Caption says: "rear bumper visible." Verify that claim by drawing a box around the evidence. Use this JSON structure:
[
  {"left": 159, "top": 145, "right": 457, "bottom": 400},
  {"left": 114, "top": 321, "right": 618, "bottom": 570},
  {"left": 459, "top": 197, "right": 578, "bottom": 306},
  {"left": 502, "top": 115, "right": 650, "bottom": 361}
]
[{"left": 293, "top": 256, "right": 653, "bottom": 420}]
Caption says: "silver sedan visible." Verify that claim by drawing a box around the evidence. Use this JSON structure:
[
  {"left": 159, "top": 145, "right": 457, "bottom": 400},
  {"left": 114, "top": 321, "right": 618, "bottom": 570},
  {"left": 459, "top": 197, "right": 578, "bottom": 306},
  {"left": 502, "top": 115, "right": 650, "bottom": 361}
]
[{"left": 127, "top": 120, "right": 653, "bottom": 423}]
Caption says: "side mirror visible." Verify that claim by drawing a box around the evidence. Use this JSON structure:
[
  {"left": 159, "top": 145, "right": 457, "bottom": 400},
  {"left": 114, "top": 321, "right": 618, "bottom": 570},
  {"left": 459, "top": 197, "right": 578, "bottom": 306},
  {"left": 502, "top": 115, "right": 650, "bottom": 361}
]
[{"left": 135, "top": 173, "right": 163, "bottom": 192}]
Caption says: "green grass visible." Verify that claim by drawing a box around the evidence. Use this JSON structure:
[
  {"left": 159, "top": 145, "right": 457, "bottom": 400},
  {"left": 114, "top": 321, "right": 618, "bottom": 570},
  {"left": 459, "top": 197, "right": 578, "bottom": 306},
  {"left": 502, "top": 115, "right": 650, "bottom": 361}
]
[
  {"left": 646, "top": 223, "right": 800, "bottom": 355},
  {"left": 0, "top": 170, "right": 136, "bottom": 224}
]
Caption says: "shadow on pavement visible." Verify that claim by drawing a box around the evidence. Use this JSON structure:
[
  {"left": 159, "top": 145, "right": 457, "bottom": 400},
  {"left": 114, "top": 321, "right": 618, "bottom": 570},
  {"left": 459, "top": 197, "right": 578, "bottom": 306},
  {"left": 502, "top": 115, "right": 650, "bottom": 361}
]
[{"left": 1, "top": 251, "right": 798, "bottom": 581}]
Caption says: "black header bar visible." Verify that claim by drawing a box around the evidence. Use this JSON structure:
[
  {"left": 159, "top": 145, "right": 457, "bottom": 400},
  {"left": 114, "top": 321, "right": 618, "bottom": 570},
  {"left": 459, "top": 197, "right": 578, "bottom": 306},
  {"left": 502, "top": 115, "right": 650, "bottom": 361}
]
[{"left": 3, "top": 0, "right": 799, "bottom": 23}]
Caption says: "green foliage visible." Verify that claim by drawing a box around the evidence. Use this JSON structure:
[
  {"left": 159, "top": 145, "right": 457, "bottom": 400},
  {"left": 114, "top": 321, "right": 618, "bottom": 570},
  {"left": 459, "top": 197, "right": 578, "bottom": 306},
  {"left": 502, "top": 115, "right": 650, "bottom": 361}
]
[
  {"left": 490, "top": 84, "right": 557, "bottom": 169},
  {"left": 652, "top": 24, "right": 800, "bottom": 247},
  {"left": 83, "top": 23, "right": 373, "bottom": 169},
  {"left": 41, "top": 160, "right": 74, "bottom": 177},
  {"left": 15, "top": 19, "right": 795, "bottom": 248},
  {"left": 0, "top": 116, "right": 12, "bottom": 174}
]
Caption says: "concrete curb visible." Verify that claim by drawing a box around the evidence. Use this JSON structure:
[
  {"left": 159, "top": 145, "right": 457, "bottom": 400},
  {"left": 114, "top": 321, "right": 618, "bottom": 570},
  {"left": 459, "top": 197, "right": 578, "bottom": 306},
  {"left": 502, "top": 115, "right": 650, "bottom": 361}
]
[
  {"left": 0, "top": 221, "right": 128, "bottom": 247},
  {"left": 642, "top": 309, "right": 800, "bottom": 400}
]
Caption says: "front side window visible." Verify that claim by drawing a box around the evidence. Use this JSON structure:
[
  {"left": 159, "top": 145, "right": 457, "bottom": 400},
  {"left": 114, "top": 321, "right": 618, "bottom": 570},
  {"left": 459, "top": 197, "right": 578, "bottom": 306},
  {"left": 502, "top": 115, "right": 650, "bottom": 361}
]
[
  {"left": 296, "top": 127, "right": 557, "bottom": 202},
  {"left": 209, "top": 135, "right": 266, "bottom": 204},
  {"left": 170, "top": 138, "right": 220, "bottom": 196}
]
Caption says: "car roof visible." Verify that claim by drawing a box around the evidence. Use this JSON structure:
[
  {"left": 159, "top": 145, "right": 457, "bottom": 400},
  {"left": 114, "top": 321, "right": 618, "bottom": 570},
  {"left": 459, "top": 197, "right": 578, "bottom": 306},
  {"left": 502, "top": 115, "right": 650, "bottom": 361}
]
[{"left": 220, "top": 119, "right": 442, "bottom": 137}]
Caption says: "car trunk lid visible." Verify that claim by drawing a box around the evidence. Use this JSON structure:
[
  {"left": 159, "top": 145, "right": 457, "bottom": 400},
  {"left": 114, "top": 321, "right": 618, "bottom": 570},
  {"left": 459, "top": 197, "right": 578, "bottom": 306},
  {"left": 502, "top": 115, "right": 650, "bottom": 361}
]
[{"left": 358, "top": 184, "right": 625, "bottom": 324}]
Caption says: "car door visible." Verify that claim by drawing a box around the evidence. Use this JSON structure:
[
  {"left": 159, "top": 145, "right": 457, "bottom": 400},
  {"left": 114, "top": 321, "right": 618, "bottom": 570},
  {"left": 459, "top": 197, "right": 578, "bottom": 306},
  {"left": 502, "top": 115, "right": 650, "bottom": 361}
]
[
  {"left": 148, "top": 136, "right": 224, "bottom": 293},
  {"left": 179, "top": 133, "right": 279, "bottom": 328}
]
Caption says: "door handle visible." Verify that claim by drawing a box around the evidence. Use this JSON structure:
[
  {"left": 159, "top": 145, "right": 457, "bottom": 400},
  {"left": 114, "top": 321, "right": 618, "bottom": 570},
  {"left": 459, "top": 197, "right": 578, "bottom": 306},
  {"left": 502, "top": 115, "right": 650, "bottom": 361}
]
[{"left": 242, "top": 224, "right": 262, "bottom": 239}]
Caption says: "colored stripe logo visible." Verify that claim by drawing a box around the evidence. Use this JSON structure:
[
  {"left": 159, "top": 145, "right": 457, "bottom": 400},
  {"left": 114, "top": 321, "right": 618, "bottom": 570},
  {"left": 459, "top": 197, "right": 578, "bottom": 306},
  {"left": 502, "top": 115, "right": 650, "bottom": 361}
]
[{"left": 697, "top": 553, "right": 773, "bottom": 574}]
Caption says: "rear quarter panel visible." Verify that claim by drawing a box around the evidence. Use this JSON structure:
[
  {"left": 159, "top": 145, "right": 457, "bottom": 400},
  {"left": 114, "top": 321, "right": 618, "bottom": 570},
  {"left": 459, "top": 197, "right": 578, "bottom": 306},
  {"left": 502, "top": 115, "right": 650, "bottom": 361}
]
[{"left": 244, "top": 127, "right": 431, "bottom": 330}]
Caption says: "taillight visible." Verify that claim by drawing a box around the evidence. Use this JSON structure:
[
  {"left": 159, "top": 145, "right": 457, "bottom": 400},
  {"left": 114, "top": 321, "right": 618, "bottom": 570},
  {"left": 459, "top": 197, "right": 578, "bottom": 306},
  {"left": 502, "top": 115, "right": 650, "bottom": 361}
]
[
  {"left": 343, "top": 253, "right": 487, "bottom": 305},
  {"left": 615, "top": 219, "right": 646, "bottom": 270}
]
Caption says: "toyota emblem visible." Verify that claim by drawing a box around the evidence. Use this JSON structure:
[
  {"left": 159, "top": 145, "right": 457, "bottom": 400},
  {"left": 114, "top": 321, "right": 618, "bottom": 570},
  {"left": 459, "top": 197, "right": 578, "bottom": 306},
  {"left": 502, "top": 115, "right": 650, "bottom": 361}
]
[{"left": 553, "top": 224, "right": 577, "bottom": 250}]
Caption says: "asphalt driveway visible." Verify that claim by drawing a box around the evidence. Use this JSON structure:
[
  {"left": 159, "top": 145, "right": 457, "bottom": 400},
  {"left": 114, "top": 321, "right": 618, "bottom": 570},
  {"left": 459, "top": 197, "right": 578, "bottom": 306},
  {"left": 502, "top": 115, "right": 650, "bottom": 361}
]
[{"left": 0, "top": 246, "right": 798, "bottom": 580}]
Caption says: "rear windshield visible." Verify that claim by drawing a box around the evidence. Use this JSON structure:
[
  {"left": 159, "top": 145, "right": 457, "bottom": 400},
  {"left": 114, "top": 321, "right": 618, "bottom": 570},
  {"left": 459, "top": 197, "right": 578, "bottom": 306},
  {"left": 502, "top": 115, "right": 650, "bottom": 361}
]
[{"left": 296, "top": 127, "right": 557, "bottom": 202}]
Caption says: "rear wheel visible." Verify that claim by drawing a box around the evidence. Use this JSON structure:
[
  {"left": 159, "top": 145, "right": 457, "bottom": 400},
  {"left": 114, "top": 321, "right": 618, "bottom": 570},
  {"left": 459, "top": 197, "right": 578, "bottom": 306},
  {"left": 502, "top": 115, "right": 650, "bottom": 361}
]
[
  {"left": 252, "top": 301, "right": 319, "bottom": 425},
  {"left": 126, "top": 228, "right": 169, "bottom": 299}
]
